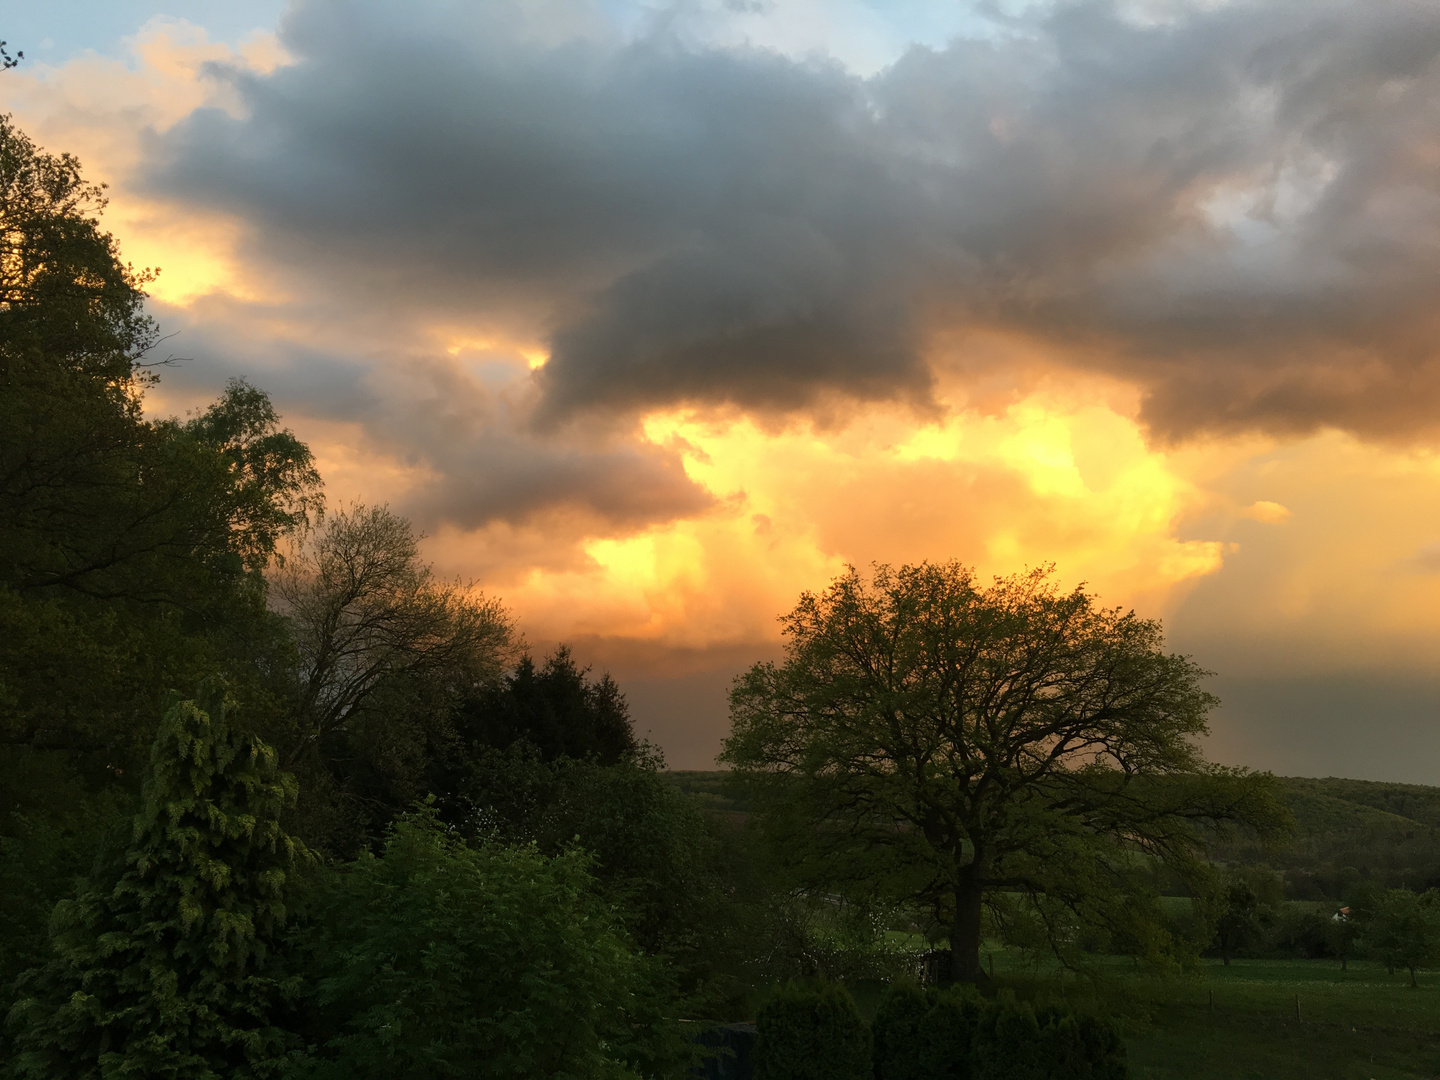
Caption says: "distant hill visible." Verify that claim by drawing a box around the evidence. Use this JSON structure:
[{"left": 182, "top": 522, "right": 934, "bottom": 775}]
[
  {"left": 1279, "top": 775, "right": 1440, "bottom": 827},
  {"left": 1206, "top": 775, "right": 1440, "bottom": 898},
  {"left": 667, "top": 770, "right": 1440, "bottom": 900}
]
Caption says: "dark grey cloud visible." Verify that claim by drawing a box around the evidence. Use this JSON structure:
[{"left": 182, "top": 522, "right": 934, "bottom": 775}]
[
  {"left": 150, "top": 298, "right": 710, "bottom": 531},
  {"left": 144, "top": 0, "right": 1440, "bottom": 441}
]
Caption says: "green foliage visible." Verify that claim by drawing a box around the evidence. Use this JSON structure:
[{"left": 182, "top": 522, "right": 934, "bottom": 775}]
[
  {"left": 973, "top": 997, "right": 1045, "bottom": 1080},
  {"left": 449, "top": 742, "right": 750, "bottom": 1005},
  {"left": 873, "top": 981, "right": 986, "bottom": 1080},
  {"left": 1357, "top": 887, "right": 1440, "bottom": 986},
  {"left": 1263, "top": 905, "right": 1335, "bottom": 961},
  {"left": 1324, "top": 908, "right": 1359, "bottom": 968},
  {"left": 288, "top": 806, "right": 686, "bottom": 1080},
  {"left": 754, "top": 980, "right": 871, "bottom": 1080},
  {"left": 5, "top": 684, "right": 306, "bottom": 1079},
  {"left": 0, "top": 749, "right": 133, "bottom": 999},
  {"left": 865, "top": 979, "right": 1131, "bottom": 1080},
  {"left": 0, "top": 112, "right": 153, "bottom": 383},
  {"left": 1210, "top": 870, "right": 1277, "bottom": 965},
  {"left": 722, "top": 563, "right": 1287, "bottom": 984},
  {"left": 872, "top": 980, "right": 929, "bottom": 1080}
]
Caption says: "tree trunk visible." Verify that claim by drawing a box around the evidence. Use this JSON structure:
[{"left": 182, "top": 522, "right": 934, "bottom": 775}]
[{"left": 949, "top": 877, "right": 992, "bottom": 988}]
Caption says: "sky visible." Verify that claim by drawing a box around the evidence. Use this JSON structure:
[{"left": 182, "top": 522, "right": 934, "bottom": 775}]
[{"left": 6, "top": 0, "right": 1440, "bottom": 777}]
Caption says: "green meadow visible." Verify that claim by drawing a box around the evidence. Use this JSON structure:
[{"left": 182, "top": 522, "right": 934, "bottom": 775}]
[{"left": 986, "top": 954, "right": 1440, "bottom": 1080}]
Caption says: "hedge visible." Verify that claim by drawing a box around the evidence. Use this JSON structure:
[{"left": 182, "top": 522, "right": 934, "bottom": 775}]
[{"left": 754, "top": 980, "right": 871, "bottom": 1080}]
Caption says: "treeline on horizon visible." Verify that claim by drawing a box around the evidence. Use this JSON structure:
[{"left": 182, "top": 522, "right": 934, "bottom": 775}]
[{"left": 8, "top": 111, "right": 1440, "bottom": 1080}]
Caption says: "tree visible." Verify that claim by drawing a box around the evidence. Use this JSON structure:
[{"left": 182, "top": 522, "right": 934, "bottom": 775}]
[
  {"left": 1361, "top": 888, "right": 1440, "bottom": 987},
  {"left": 721, "top": 563, "right": 1285, "bottom": 985},
  {"left": 5, "top": 682, "right": 306, "bottom": 1079},
  {"left": 287, "top": 807, "right": 687, "bottom": 1080},
  {"left": 0, "top": 116, "right": 321, "bottom": 1034},
  {"left": 269, "top": 505, "right": 513, "bottom": 850},
  {"left": 1212, "top": 878, "right": 1260, "bottom": 967},
  {"left": 0, "top": 751, "right": 132, "bottom": 1003},
  {"left": 452, "top": 646, "right": 639, "bottom": 765},
  {"left": 872, "top": 981, "right": 984, "bottom": 1080},
  {"left": 1, "top": 114, "right": 321, "bottom": 782}
]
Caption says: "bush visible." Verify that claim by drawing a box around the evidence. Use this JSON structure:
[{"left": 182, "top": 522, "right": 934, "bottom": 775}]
[
  {"left": 754, "top": 980, "right": 871, "bottom": 1080},
  {"left": 864, "top": 990, "right": 1126, "bottom": 1080},
  {"left": 973, "top": 996, "right": 1047, "bottom": 1080},
  {"left": 874, "top": 981, "right": 985, "bottom": 1080},
  {"left": 873, "top": 981, "right": 929, "bottom": 1080},
  {"left": 1034, "top": 1007, "right": 1127, "bottom": 1080},
  {"left": 288, "top": 807, "right": 688, "bottom": 1080}
]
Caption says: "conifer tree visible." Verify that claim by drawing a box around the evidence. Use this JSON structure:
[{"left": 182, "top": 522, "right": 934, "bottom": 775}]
[{"left": 6, "top": 682, "right": 305, "bottom": 1079}]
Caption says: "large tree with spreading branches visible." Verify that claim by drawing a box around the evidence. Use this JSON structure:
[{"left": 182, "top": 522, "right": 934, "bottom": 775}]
[{"left": 722, "top": 562, "right": 1286, "bottom": 985}]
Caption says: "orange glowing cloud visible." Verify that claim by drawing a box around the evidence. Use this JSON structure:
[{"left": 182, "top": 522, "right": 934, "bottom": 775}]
[{"left": 476, "top": 375, "right": 1232, "bottom": 649}]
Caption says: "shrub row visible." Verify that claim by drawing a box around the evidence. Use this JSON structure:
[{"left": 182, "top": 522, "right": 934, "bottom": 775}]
[{"left": 754, "top": 980, "right": 1126, "bottom": 1080}]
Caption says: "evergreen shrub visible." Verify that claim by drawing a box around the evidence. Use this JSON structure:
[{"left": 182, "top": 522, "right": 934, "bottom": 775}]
[
  {"left": 873, "top": 981, "right": 985, "bottom": 1080},
  {"left": 972, "top": 995, "right": 1127, "bottom": 1080},
  {"left": 5, "top": 684, "right": 305, "bottom": 1080},
  {"left": 754, "top": 980, "right": 871, "bottom": 1080}
]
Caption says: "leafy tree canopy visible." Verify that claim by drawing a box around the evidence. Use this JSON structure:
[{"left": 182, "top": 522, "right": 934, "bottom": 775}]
[
  {"left": 0, "top": 115, "right": 321, "bottom": 783},
  {"left": 722, "top": 562, "right": 1288, "bottom": 984},
  {"left": 288, "top": 806, "right": 688, "bottom": 1080},
  {"left": 452, "top": 743, "right": 725, "bottom": 967}
]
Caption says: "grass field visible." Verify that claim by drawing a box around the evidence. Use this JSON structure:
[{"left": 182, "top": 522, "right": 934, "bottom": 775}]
[
  {"left": 1119, "top": 960, "right": 1440, "bottom": 1080},
  {"left": 986, "top": 953, "right": 1440, "bottom": 1080}
]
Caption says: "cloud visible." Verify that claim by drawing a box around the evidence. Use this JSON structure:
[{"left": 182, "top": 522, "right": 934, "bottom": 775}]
[
  {"left": 144, "top": 297, "right": 713, "bottom": 531},
  {"left": 129, "top": 0, "right": 1440, "bottom": 441}
]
